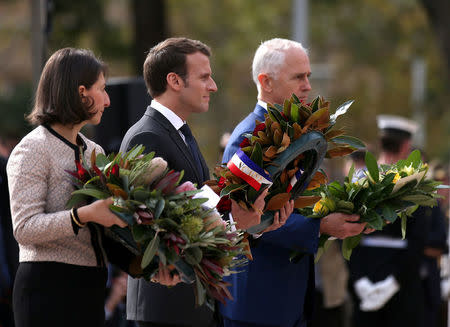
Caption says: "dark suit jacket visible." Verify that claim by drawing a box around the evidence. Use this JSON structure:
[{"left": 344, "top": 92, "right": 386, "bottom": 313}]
[
  {"left": 120, "top": 106, "right": 214, "bottom": 326},
  {"left": 219, "top": 104, "right": 321, "bottom": 326}
]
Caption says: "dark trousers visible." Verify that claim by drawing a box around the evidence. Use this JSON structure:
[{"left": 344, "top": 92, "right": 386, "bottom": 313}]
[
  {"left": 138, "top": 321, "right": 217, "bottom": 327},
  {"left": 13, "top": 261, "right": 107, "bottom": 327},
  {"left": 223, "top": 317, "right": 305, "bottom": 327}
]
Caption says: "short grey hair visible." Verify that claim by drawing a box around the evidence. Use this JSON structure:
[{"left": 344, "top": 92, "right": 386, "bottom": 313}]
[{"left": 252, "top": 38, "right": 308, "bottom": 93}]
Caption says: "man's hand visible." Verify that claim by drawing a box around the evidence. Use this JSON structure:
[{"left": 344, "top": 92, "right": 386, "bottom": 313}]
[
  {"left": 231, "top": 188, "right": 268, "bottom": 230},
  {"left": 319, "top": 212, "right": 367, "bottom": 239},
  {"left": 261, "top": 200, "right": 294, "bottom": 233}
]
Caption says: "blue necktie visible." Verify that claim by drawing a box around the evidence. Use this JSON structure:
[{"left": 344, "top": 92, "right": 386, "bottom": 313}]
[{"left": 179, "top": 124, "right": 204, "bottom": 181}]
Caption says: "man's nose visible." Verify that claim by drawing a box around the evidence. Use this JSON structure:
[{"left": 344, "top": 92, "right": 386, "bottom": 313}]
[{"left": 209, "top": 78, "right": 218, "bottom": 92}]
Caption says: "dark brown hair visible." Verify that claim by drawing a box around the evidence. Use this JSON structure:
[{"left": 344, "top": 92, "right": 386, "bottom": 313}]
[
  {"left": 27, "top": 47, "right": 107, "bottom": 126},
  {"left": 143, "top": 38, "right": 211, "bottom": 97}
]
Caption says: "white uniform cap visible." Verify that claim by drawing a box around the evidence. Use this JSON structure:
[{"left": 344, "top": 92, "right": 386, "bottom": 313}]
[{"left": 376, "top": 115, "right": 418, "bottom": 135}]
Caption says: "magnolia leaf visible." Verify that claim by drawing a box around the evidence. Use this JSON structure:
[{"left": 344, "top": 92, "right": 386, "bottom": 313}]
[
  {"left": 257, "top": 131, "right": 271, "bottom": 144},
  {"left": 273, "top": 129, "right": 283, "bottom": 146},
  {"left": 365, "top": 152, "right": 379, "bottom": 183},
  {"left": 141, "top": 234, "right": 160, "bottom": 269},
  {"left": 264, "top": 145, "right": 278, "bottom": 159},
  {"left": 330, "top": 100, "right": 354, "bottom": 123},
  {"left": 270, "top": 121, "right": 281, "bottom": 134},
  {"left": 405, "top": 149, "right": 422, "bottom": 169},
  {"left": 342, "top": 234, "right": 362, "bottom": 260},
  {"left": 220, "top": 184, "right": 246, "bottom": 197},
  {"left": 326, "top": 146, "right": 355, "bottom": 158},
  {"left": 324, "top": 129, "right": 346, "bottom": 140},
  {"left": 266, "top": 192, "right": 291, "bottom": 211},
  {"left": 268, "top": 107, "right": 282, "bottom": 124},
  {"left": 250, "top": 142, "right": 264, "bottom": 168},
  {"left": 280, "top": 132, "right": 290, "bottom": 148},
  {"left": 294, "top": 196, "right": 321, "bottom": 209},
  {"left": 274, "top": 103, "right": 283, "bottom": 112},
  {"left": 303, "top": 107, "right": 328, "bottom": 129},
  {"left": 291, "top": 93, "right": 300, "bottom": 103},
  {"left": 283, "top": 99, "right": 291, "bottom": 117},
  {"left": 331, "top": 135, "right": 366, "bottom": 149},
  {"left": 310, "top": 96, "right": 320, "bottom": 112},
  {"left": 292, "top": 122, "right": 303, "bottom": 139},
  {"left": 71, "top": 188, "right": 110, "bottom": 199},
  {"left": 291, "top": 103, "right": 299, "bottom": 122}
]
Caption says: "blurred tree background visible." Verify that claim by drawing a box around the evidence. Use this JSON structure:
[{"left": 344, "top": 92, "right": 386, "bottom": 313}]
[{"left": 0, "top": 0, "right": 448, "bottom": 166}]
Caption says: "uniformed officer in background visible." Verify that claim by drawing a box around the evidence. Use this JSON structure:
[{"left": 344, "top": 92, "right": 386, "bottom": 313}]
[{"left": 348, "top": 115, "right": 432, "bottom": 327}]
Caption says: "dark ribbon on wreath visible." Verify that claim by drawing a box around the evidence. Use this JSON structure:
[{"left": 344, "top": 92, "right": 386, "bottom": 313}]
[{"left": 227, "top": 131, "right": 328, "bottom": 234}]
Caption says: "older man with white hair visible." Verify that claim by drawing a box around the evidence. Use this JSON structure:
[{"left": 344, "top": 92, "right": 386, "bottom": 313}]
[{"left": 220, "top": 38, "right": 369, "bottom": 327}]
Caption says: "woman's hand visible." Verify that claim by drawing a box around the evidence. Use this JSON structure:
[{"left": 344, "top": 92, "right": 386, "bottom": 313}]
[
  {"left": 151, "top": 262, "right": 182, "bottom": 286},
  {"left": 77, "top": 198, "right": 127, "bottom": 228}
]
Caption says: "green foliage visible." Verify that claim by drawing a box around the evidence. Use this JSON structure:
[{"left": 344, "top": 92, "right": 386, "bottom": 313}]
[{"left": 299, "top": 151, "right": 443, "bottom": 259}]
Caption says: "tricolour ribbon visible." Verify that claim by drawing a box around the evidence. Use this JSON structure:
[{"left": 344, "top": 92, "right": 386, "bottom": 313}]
[
  {"left": 227, "top": 149, "right": 273, "bottom": 191},
  {"left": 286, "top": 168, "right": 304, "bottom": 193}
]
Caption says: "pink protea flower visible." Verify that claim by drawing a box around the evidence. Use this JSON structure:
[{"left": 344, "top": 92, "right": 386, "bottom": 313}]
[{"left": 174, "top": 181, "right": 196, "bottom": 194}]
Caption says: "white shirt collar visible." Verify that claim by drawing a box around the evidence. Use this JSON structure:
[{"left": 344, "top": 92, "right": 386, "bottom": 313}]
[
  {"left": 257, "top": 99, "right": 268, "bottom": 111},
  {"left": 151, "top": 99, "right": 185, "bottom": 130}
]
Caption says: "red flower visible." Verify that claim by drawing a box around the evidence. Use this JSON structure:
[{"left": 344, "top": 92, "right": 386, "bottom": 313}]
[
  {"left": 252, "top": 123, "right": 266, "bottom": 136},
  {"left": 239, "top": 138, "right": 250, "bottom": 148},
  {"left": 111, "top": 164, "right": 120, "bottom": 178},
  {"left": 75, "top": 160, "right": 90, "bottom": 182},
  {"left": 218, "top": 177, "right": 227, "bottom": 189},
  {"left": 216, "top": 196, "right": 232, "bottom": 213}
]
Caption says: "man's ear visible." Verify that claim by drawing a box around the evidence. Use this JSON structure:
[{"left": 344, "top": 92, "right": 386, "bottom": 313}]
[
  {"left": 258, "top": 73, "right": 272, "bottom": 93},
  {"left": 166, "top": 72, "right": 183, "bottom": 91}
]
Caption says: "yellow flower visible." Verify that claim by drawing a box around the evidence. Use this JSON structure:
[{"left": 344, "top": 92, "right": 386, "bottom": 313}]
[
  {"left": 400, "top": 164, "right": 415, "bottom": 176},
  {"left": 313, "top": 201, "right": 327, "bottom": 215},
  {"left": 313, "top": 198, "right": 335, "bottom": 215},
  {"left": 392, "top": 173, "right": 400, "bottom": 184}
]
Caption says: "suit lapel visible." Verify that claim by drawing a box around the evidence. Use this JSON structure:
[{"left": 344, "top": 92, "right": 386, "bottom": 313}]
[
  {"left": 254, "top": 103, "right": 267, "bottom": 121},
  {"left": 144, "top": 107, "right": 204, "bottom": 183}
]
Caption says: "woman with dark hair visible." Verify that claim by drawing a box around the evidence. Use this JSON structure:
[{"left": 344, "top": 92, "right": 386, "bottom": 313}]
[{"left": 7, "top": 48, "right": 127, "bottom": 327}]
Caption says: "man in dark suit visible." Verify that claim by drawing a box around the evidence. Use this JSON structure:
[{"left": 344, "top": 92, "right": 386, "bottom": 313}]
[
  {"left": 120, "top": 37, "right": 290, "bottom": 327},
  {"left": 219, "top": 38, "right": 369, "bottom": 327}
]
